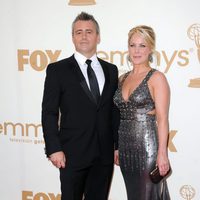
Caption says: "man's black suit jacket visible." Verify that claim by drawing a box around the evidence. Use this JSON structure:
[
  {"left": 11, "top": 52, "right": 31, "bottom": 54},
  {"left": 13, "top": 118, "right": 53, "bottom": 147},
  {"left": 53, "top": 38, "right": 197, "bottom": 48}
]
[{"left": 42, "top": 55, "right": 119, "bottom": 168}]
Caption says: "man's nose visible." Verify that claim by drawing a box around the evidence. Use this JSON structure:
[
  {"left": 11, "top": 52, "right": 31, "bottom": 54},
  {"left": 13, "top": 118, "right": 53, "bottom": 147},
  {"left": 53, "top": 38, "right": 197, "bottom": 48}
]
[{"left": 82, "top": 32, "right": 87, "bottom": 39}]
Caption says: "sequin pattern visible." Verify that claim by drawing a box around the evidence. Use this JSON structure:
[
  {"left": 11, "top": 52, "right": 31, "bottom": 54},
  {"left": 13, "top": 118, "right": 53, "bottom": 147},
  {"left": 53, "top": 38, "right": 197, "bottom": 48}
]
[{"left": 113, "top": 69, "right": 170, "bottom": 200}]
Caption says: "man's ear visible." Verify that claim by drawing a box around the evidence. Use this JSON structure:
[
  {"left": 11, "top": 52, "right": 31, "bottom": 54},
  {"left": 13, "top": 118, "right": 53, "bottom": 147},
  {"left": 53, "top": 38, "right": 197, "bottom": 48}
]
[
  {"left": 72, "top": 35, "right": 75, "bottom": 44},
  {"left": 97, "top": 35, "right": 101, "bottom": 44}
]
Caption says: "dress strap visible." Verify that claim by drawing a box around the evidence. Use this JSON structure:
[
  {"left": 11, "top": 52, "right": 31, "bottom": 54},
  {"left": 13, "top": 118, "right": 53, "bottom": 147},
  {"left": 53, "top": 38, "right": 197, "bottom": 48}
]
[
  {"left": 144, "top": 69, "right": 157, "bottom": 82},
  {"left": 119, "top": 71, "right": 130, "bottom": 87}
]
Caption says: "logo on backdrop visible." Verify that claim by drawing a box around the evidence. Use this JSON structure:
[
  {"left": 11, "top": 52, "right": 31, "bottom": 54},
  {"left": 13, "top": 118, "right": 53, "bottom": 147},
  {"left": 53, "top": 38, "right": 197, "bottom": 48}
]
[
  {"left": 187, "top": 23, "right": 200, "bottom": 88},
  {"left": 17, "top": 49, "right": 191, "bottom": 75},
  {"left": 68, "top": 0, "right": 96, "bottom": 5},
  {"left": 0, "top": 121, "right": 176, "bottom": 152},
  {"left": 22, "top": 191, "right": 61, "bottom": 200},
  {"left": 22, "top": 191, "right": 113, "bottom": 200},
  {"left": 0, "top": 121, "right": 44, "bottom": 145},
  {"left": 180, "top": 185, "right": 195, "bottom": 200},
  {"left": 168, "top": 130, "right": 177, "bottom": 152},
  {"left": 17, "top": 49, "right": 61, "bottom": 71}
]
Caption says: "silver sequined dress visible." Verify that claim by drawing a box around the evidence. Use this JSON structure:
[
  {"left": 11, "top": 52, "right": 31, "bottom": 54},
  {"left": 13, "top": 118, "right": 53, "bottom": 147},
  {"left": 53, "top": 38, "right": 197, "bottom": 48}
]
[{"left": 113, "top": 69, "right": 170, "bottom": 200}]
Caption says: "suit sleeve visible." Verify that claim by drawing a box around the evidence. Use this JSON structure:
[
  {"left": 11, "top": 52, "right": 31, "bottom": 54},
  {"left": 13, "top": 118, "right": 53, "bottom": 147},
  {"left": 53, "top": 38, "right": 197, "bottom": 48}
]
[
  {"left": 41, "top": 64, "right": 62, "bottom": 157},
  {"left": 112, "top": 66, "right": 120, "bottom": 150}
]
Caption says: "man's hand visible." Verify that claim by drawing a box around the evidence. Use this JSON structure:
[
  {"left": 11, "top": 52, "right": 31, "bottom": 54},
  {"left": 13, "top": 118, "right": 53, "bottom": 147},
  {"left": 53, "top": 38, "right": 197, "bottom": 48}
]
[{"left": 49, "top": 151, "right": 66, "bottom": 168}]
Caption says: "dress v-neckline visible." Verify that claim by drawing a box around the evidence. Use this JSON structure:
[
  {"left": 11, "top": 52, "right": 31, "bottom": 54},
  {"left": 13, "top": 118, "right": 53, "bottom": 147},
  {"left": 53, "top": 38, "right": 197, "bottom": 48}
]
[{"left": 121, "top": 69, "right": 152, "bottom": 103}]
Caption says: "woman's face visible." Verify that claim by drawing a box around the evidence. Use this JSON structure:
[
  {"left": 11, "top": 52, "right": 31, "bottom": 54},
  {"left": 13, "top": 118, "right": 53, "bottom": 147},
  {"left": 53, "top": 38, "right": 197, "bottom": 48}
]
[{"left": 128, "top": 33, "right": 151, "bottom": 66}]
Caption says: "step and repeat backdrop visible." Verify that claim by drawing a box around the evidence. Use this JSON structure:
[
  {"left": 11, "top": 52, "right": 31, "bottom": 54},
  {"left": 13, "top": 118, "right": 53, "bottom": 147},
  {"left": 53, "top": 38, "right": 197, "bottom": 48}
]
[{"left": 0, "top": 0, "right": 200, "bottom": 199}]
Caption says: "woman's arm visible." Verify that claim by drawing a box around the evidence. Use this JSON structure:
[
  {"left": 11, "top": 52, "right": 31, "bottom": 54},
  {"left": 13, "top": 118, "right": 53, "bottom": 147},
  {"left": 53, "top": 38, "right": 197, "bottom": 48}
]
[{"left": 151, "top": 71, "right": 170, "bottom": 176}]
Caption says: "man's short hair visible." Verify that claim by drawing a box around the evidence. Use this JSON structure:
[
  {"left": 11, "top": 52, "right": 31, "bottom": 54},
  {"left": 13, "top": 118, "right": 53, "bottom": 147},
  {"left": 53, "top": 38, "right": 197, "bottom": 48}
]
[{"left": 72, "top": 12, "right": 100, "bottom": 35}]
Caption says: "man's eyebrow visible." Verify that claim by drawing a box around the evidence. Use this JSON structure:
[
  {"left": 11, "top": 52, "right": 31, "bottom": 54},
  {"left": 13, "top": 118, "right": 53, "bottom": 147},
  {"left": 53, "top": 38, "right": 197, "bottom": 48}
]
[
  {"left": 75, "top": 28, "right": 93, "bottom": 32},
  {"left": 74, "top": 29, "right": 83, "bottom": 32}
]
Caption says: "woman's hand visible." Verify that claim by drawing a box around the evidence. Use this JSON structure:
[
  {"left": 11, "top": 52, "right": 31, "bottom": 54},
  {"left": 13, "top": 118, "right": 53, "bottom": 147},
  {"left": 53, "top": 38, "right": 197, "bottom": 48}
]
[{"left": 157, "top": 152, "right": 170, "bottom": 176}]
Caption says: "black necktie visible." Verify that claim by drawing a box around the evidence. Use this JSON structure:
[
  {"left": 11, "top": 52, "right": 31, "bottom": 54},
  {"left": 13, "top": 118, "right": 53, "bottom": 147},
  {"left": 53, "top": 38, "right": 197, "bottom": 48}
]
[{"left": 86, "top": 59, "right": 100, "bottom": 103}]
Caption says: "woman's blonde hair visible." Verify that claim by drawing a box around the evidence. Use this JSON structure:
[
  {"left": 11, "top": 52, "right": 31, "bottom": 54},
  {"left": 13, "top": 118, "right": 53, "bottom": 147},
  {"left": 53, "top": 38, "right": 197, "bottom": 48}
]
[{"left": 128, "top": 25, "right": 156, "bottom": 52}]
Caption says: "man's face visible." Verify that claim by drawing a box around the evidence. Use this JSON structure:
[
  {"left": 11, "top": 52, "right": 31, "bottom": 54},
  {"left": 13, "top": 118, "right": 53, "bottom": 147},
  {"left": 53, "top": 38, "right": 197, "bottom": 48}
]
[{"left": 72, "top": 20, "right": 100, "bottom": 58}]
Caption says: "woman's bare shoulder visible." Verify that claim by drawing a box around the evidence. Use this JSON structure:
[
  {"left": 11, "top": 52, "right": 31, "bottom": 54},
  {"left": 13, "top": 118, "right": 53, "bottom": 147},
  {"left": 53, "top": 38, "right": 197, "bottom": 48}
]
[{"left": 151, "top": 70, "right": 168, "bottom": 82}]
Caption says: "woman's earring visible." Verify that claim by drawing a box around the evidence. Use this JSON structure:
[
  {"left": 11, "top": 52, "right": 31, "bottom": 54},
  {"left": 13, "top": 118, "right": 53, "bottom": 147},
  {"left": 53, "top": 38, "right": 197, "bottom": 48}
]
[
  {"left": 126, "top": 54, "right": 132, "bottom": 71},
  {"left": 127, "top": 55, "right": 131, "bottom": 62},
  {"left": 149, "top": 54, "right": 153, "bottom": 63}
]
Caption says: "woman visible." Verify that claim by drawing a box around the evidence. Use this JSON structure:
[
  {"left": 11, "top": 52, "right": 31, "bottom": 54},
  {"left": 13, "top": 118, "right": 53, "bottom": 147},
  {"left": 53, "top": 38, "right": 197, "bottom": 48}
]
[{"left": 113, "top": 25, "right": 171, "bottom": 199}]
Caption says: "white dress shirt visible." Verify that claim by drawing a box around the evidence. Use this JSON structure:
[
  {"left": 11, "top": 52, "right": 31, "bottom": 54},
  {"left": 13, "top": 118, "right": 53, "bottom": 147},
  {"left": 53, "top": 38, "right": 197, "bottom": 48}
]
[{"left": 74, "top": 51, "right": 105, "bottom": 95}]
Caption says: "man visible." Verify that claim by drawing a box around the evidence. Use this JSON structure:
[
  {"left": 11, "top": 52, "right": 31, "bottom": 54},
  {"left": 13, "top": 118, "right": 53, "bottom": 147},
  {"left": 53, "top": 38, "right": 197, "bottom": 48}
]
[{"left": 42, "top": 12, "right": 119, "bottom": 200}]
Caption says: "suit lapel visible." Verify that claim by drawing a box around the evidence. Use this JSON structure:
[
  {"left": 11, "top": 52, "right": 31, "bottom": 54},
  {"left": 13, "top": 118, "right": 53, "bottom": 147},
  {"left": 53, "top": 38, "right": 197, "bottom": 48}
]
[
  {"left": 69, "top": 55, "right": 96, "bottom": 104},
  {"left": 97, "top": 59, "right": 111, "bottom": 109}
]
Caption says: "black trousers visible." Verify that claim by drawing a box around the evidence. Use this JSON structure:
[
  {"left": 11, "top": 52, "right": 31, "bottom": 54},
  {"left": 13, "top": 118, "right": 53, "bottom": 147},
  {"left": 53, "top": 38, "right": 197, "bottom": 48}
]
[{"left": 60, "top": 158, "right": 114, "bottom": 200}]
